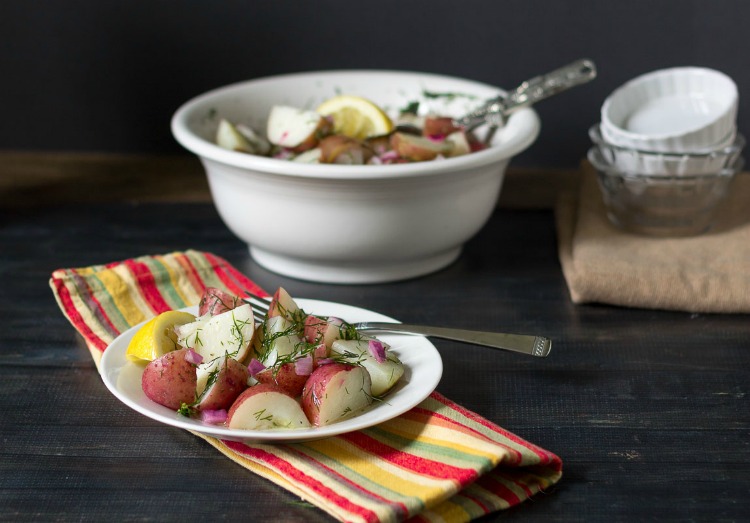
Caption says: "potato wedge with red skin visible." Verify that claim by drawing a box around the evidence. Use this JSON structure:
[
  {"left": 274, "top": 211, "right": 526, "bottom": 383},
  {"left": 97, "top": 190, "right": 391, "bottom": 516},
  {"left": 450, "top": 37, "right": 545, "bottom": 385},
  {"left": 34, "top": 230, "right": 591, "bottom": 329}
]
[
  {"left": 194, "top": 357, "right": 249, "bottom": 411},
  {"left": 423, "top": 116, "right": 461, "bottom": 138},
  {"left": 390, "top": 132, "right": 452, "bottom": 161},
  {"left": 266, "top": 106, "right": 331, "bottom": 152},
  {"left": 257, "top": 315, "right": 305, "bottom": 367},
  {"left": 254, "top": 361, "right": 310, "bottom": 397},
  {"left": 227, "top": 383, "right": 311, "bottom": 430},
  {"left": 331, "top": 339, "right": 404, "bottom": 396},
  {"left": 198, "top": 287, "right": 242, "bottom": 317},
  {"left": 303, "top": 315, "right": 348, "bottom": 349},
  {"left": 267, "top": 287, "right": 302, "bottom": 322},
  {"left": 319, "top": 135, "right": 374, "bottom": 164},
  {"left": 216, "top": 118, "right": 255, "bottom": 153},
  {"left": 141, "top": 348, "right": 197, "bottom": 409},
  {"left": 176, "top": 303, "right": 255, "bottom": 370},
  {"left": 301, "top": 363, "right": 373, "bottom": 426},
  {"left": 444, "top": 131, "right": 472, "bottom": 157}
]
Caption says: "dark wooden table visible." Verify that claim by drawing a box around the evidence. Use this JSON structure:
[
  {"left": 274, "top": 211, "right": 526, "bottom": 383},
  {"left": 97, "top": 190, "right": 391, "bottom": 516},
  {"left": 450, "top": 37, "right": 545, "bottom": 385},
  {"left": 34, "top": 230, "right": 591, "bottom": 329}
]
[{"left": 1, "top": 154, "right": 748, "bottom": 521}]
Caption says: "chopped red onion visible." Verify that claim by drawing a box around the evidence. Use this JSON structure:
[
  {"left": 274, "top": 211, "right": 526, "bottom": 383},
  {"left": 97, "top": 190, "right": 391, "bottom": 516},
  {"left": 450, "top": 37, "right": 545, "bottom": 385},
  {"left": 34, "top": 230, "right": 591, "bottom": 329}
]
[
  {"left": 294, "top": 355, "right": 313, "bottom": 376},
  {"left": 379, "top": 151, "right": 400, "bottom": 162},
  {"left": 273, "top": 149, "right": 295, "bottom": 160},
  {"left": 317, "top": 358, "right": 334, "bottom": 366},
  {"left": 200, "top": 409, "right": 227, "bottom": 424},
  {"left": 368, "top": 340, "right": 386, "bottom": 363},
  {"left": 248, "top": 358, "right": 266, "bottom": 377},
  {"left": 185, "top": 349, "right": 203, "bottom": 365}
]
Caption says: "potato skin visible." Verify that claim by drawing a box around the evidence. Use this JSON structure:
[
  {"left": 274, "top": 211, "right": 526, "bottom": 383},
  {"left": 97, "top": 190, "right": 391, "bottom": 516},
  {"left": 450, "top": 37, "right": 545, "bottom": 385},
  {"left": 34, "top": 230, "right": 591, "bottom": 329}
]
[
  {"left": 141, "top": 348, "right": 197, "bottom": 409},
  {"left": 423, "top": 116, "right": 461, "bottom": 138},
  {"left": 390, "top": 132, "right": 450, "bottom": 161},
  {"left": 195, "top": 357, "right": 249, "bottom": 411},
  {"left": 301, "top": 362, "right": 371, "bottom": 426},
  {"left": 303, "top": 315, "right": 344, "bottom": 349},
  {"left": 198, "top": 287, "right": 242, "bottom": 316},
  {"left": 319, "top": 135, "right": 374, "bottom": 164},
  {"left": 226, "top": 383, "right": 310, "bottom": 430},
  {"left": 255, "top": 362, "right": 309, "bottom": 397}
]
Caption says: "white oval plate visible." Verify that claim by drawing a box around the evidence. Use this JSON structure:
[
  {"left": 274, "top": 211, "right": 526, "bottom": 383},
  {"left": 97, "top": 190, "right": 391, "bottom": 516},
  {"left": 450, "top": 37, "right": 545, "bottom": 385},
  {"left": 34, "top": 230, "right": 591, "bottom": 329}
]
[{"left": 100, "top": 298, "right": 443, "bottom": 443}]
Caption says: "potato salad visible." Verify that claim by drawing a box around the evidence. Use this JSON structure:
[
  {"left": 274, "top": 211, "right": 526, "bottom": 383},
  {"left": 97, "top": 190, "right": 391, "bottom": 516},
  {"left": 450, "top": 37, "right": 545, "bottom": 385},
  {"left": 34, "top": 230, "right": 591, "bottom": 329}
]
[
  {"left": 128, "top": 287, "right": 404, "bottom": 430},
  {"left": 215, "top": 94, "right": 488, "bottom": 165}
]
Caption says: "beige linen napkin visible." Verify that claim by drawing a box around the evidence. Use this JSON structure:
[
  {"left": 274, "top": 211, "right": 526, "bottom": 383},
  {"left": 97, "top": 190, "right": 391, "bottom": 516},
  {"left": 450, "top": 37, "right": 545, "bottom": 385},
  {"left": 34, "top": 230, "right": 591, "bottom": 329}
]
[{"left": 556, "top": 161, "right": 750, "bottom": 313}]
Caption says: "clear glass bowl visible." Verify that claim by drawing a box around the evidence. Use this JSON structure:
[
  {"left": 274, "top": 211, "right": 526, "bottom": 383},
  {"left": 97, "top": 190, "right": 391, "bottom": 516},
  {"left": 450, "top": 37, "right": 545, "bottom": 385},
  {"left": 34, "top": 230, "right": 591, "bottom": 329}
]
[
  {"left": 590, "top": 124, "right": 744, "bottom": 176},
  {"left": 587, "top": 146, "right": 744, "bottom": 236}
]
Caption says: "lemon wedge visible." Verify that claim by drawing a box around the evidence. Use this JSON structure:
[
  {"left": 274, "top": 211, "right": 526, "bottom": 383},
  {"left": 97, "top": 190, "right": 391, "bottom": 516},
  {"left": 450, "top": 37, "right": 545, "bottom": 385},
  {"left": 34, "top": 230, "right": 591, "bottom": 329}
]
[
  {"left": 126, "top": 310, "right": 197, "bottom": 363},
  {"left": 316, "top": 95, "right": 393, "bottom": 140}
]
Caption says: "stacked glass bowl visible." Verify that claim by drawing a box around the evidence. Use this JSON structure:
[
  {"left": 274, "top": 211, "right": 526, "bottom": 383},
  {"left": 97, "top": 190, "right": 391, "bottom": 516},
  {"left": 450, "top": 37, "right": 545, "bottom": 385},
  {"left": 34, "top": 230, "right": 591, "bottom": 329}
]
[{"left": 589, "top": 67, "right": 745, "bottom": 236}]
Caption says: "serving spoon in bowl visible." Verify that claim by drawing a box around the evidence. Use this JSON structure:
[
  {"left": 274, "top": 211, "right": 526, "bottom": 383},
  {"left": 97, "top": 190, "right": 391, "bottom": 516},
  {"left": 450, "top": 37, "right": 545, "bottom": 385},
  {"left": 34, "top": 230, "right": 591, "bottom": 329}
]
[{"left": 454, "top": 58, "right": 597, "bottom": 134}]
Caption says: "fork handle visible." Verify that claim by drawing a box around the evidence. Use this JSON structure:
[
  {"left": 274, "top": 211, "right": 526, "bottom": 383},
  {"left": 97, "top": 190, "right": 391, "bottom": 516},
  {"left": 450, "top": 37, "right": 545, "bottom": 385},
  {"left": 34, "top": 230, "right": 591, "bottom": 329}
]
[{"left": 355, "top": 322, "right": 552, "bottom": 357}]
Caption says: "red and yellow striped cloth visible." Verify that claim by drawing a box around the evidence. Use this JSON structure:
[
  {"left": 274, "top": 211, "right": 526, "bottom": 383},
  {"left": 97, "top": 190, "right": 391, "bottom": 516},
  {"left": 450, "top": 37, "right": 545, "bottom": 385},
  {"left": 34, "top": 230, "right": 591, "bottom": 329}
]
[{"left": 50, "top": 250, "right": 562, "bottom": 522}]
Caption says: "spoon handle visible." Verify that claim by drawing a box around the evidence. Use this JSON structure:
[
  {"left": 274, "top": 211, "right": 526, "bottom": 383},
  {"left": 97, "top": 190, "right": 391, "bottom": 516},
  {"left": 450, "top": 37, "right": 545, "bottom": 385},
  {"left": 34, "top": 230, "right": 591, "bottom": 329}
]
[
  {"left": 456, "top": 58, "right": 597, "bottom": 128},
  {"left": 503, "top": 58, "right": 597, "bottom": 114}
]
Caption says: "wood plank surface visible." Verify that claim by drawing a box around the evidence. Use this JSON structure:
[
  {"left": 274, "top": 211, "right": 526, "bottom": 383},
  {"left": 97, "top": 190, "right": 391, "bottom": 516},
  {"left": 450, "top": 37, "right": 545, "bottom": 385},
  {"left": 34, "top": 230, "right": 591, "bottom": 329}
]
[
  {"left": 0, "top": 151, "right": 577, "bottom": 209},
  {"left": 1, "top": 154, "right": 748, "bottom": 522}
]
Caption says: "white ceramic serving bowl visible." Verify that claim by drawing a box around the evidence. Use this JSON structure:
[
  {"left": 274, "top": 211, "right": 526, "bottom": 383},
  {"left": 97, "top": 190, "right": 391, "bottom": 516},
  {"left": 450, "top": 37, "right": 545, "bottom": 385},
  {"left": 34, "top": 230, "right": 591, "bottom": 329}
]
[
  {"left": 601, "top": 67, "right": 738, "bottom": 153},
  {"left": 171, "top": 70, "right": 540, "bottom": 284},
  {"left": 590, "top": 124, "right": 744, "bottom": 176}
]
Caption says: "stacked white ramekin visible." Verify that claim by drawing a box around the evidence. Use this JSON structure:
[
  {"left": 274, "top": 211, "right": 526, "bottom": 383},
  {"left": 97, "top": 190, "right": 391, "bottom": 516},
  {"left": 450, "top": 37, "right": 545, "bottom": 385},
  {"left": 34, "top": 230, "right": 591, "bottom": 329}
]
[{"left": 588, "top": 67, "right": 744, "bottom": 236}]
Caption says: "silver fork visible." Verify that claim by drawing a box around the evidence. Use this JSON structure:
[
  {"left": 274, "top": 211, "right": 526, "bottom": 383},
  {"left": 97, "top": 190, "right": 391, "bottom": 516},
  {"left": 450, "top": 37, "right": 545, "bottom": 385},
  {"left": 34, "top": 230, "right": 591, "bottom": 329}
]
[{"left": 244, "top": 291, "right": 552, "bottom": 358}]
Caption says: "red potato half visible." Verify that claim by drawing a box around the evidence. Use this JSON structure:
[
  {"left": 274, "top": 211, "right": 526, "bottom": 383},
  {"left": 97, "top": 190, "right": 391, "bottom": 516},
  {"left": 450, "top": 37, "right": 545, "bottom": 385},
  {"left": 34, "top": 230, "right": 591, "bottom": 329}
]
[
  {"left": 331, "top": 340, "right": 404, "bottom": 397},
  {"left": 266, "top": 106, "right": 330, "bottom": 152},
  {"left": 175, "top": 303, "right": 255, "bottom": 370},
  {"left": 301, "top": 363, "right": 373, "bottom": 427},
  {"left": 444, "top": 131, "right": 472, "bottom": 157},
  {"left": 303, "top": 315, "right": 348, "bottom": 349},
  {"left": 422, "top": 116, "right": 461, "bottom": 138},
  {"left": 227, "top": 383, "right": 311, "bottom": 430},
  {"left": 318, "top": 135, "right": 374, "bottom": 165},
  {"left": 194, "top": 357, "right": 249, "bottom": 411},
  {"left": 257, "top": 315, "right": 304, "bottom": 367},
  {"left": 141, "top": 348, "right": 198, "bottom": 409},
  {"left": 254, "top": 360, "right": 310, "bottom": 397},
  {"left": 198, "top": 287, "right": 242, "bottom": 317},
  {"left": 267, "top": 287, "right": 302, "bottom": 322},
  {"left": 390, "top": 132, "right": 452, "bottom": 161}
]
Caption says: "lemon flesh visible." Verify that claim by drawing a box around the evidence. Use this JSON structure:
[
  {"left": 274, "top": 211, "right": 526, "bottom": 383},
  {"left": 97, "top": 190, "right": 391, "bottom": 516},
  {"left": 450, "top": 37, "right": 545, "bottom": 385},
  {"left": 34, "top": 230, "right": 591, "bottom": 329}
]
[
  {"left": 126, "top": 310, "right": 197, "bottom": 363},
  {"left": 316, "top": 95, "right": 393, "bottom": 140}
]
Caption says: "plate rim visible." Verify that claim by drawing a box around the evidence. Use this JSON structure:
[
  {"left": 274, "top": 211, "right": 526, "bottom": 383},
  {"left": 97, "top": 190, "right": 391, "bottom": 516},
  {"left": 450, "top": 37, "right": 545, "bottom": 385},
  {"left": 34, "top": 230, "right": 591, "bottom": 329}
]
[{"left": 99, "top": 298, "right": 443, "bottom": 443}]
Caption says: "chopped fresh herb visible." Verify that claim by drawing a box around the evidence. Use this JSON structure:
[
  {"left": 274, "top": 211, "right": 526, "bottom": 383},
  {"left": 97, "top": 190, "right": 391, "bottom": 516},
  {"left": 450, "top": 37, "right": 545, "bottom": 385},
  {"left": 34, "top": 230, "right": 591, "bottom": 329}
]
[
  {"left": 253, "top": 409, "right": 273, "bottom": 422},
  {"left": 177, "top": 403, "right": 194, "bottom": 417},
  {"left": 400, "top": 101, "right": 420, "bottom": 115}
]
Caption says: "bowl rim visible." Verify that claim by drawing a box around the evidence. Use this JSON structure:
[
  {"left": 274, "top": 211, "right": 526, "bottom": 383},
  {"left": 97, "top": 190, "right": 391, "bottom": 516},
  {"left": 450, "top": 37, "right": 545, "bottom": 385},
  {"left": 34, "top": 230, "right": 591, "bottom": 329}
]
[
  {"left": 600, "top": 66, "right": 738, "bottom": 143},
  {"left": 589, "top": 124, "right": 745, "bottom": 159},
  {"left": 587, "top": 146, "right": 744, "bottom": 180},
  {"left": 170, "top": 69, "right": 541, "bottom": 180}
]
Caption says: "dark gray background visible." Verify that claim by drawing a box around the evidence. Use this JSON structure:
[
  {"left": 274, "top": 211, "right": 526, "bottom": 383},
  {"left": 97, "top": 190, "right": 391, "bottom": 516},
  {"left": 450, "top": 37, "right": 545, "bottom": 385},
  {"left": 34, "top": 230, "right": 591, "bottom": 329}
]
[{"left": 2, "top": 0, "right": 746, "bottom": 168}]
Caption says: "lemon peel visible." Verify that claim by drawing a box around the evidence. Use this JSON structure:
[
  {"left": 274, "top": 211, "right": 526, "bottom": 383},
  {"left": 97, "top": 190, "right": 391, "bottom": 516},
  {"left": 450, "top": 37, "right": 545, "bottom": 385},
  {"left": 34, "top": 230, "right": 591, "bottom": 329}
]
[
  {"left": 126, "top": 310, "right": 196, "bottom": 363},
  {"left": 316, "top": 95, "right": 393, "bottom": 140}
]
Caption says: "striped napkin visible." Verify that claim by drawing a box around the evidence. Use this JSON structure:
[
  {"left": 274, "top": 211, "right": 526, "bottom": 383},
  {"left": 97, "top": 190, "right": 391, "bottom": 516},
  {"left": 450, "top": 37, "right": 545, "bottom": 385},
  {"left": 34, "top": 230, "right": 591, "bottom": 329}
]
[{"left": 50, "top": 250, "right": 562, "bottom": 522}]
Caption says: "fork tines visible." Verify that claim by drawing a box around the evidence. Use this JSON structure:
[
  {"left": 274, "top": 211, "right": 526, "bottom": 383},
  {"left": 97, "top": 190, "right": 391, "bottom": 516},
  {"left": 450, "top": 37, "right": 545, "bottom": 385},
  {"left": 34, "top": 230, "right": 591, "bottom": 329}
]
[{"left": 244, "top": 291, "right": 272, "bottom": 323}]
